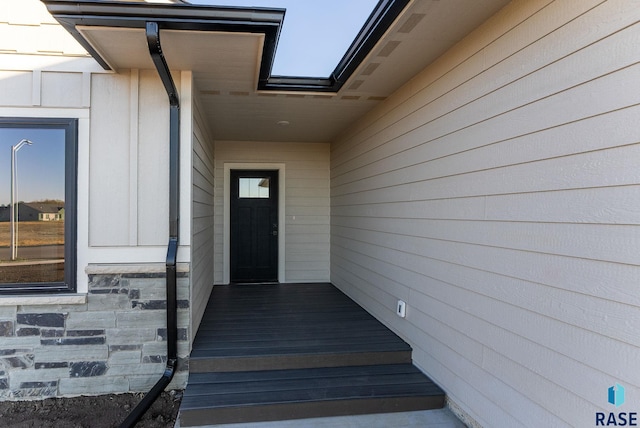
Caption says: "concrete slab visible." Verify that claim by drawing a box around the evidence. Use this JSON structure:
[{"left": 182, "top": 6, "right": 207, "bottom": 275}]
[{"left": 179, "top": 408, "right": 466, "bottom": 428}]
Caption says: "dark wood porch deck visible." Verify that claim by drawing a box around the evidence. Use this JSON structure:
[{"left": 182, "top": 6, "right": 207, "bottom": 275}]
[{"left": 180, "top": 283, "right": 444, "bottom": 426}]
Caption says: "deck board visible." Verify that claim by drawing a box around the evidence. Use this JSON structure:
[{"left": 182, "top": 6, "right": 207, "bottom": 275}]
[
  {"left": 186, "top": 363, "right": 425, "bottom": 384},
  {"left": 181, "top": 283, "right": 445, "bottom": 426},
  {"left": 190, "top": 283, "right": 411, "bottom": 365}
]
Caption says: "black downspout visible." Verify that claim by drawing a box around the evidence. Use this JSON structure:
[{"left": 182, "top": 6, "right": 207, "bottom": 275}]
[{"left": 120, "top": 21, "right": 180, "bottom": 428}]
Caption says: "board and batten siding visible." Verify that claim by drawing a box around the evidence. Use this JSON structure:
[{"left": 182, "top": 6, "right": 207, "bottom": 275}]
[
  {"left": 0, "top": 0, "right": 194, "bottom": 395},
  {"left": 0, "top": 0, "right": 105, "bottom": 294},
  {"left": 88, "top": 70, "right": 192, "bottom": 261},
  {"left": 190, "top": 91, "right": 215, "bottom": 338},
  {"left": 90, "top": 70, "right": 168, "bottom": 247},
  {"left": 330, "top": 0, "right": 640, "bottom": 426},
  {"left": 214, "top": 141, "right": 330, "bottom": 284}
]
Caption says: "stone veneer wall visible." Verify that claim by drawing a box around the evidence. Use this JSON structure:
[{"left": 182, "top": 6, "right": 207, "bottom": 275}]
[{"left": 0, "top": 266, "right": 190, "bottom": 399}]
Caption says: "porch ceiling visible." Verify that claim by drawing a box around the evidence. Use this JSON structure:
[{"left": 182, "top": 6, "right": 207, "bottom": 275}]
[{"left": 46, "top": 0, "right": 511, "bottom": 143}]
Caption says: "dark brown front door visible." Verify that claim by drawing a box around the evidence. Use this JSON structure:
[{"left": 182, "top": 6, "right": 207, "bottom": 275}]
[{"left": 230, "top": 170, "right": 278, "bottom": 283}]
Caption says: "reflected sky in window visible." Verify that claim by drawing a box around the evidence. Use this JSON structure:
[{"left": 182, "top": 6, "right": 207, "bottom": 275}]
[
  {"left": 187, "top": 0, "right": 378, "bottom": 77},
  {"left": 0, "top": 128, "right": 65, "bottom": 205}
]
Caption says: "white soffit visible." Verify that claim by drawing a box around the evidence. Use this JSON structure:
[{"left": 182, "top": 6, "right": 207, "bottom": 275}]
[
  {"left": 78, "top": 26, "right": 152, "bottom": 70},
  {"left": 345, "top": 0, "right": 512, "bottom": 98},
  {"left": 75, "top": 0, "right": 512, "bottom": 143},
  {"left": 77, "top": 26, "right": 264, "bottom": 88},
  {"left": 160, "top": 29, "right": 264, "bottom": 90},
  {"left": 201, "top": 0, "right": 512, "bottom": 142}
]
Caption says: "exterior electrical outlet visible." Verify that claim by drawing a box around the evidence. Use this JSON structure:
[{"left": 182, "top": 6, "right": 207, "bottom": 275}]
[{"left": 397, "top": 300, "right": 406, "bottom": 318}]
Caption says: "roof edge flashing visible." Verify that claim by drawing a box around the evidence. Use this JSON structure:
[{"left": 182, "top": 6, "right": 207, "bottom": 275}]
[
  {"left": 333, "top": 0, "right": 410, "bottom": 86},
  {"left": 43, "top": 1, "right": 286, "bottom": 23}
]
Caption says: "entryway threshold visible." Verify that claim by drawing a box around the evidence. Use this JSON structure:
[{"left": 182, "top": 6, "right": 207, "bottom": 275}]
[{"left": 230, "top": 282, "right": 280, "bottom": 286}]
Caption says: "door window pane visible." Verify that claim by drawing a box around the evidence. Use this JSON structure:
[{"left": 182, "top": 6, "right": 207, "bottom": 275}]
[{"left": 239, "top": 177, "right": 270, "bottom": 198}]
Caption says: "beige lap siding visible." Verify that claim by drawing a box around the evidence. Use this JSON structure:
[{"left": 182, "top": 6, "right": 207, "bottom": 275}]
[{"left": 330, "top": 0, "right": 640, "bottom": 426}]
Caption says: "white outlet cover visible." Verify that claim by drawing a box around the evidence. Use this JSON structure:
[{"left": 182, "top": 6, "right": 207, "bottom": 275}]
[{"left": 397, "top": 300, "right": 406, "bottom": 318}]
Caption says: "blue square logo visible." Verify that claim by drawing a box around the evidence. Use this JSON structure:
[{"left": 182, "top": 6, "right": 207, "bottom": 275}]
[{"left": 608, "top": 383, "right": 625, "bottom": 407}]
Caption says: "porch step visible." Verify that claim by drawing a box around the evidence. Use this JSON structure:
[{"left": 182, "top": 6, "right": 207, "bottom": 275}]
[
  {"left": 189, "top": 325, "right": 412, "bottom": 372},
  {"left": 180, "top": 284, "right": 445, "bottom": 426},
  {"left": 179, "top": 364, "right": 445, "bottom": 426},
  {"left": 189, "top": 283, "right": 412, "bottom": 372},
  {"left": 190, "top": 349, "right": 411, "bottom": 373}
]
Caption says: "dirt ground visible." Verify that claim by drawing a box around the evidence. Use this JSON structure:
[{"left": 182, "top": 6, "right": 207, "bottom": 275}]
[
  {"left": 0, "top": 390, "right": 182, "bottom": 428},
  {"left": 0, "top": 221, "right": 65, "bottom": 282},
  {"left": 0, "top": 221, "right": 64, "bottom": 248},
  {"left": 0, "top": 262, "right": 64, "bottom": 283}
]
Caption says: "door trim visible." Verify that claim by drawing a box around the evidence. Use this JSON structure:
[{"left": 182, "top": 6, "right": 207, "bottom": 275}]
[{"left": 224, "top": 163, "right": 286, "bottom": 284}]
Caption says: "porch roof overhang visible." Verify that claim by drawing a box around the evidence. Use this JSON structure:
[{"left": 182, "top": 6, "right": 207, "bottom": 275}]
[
  {"left": 42, "top": 0, "right": 512, "bottom": 143},
  {"left": 41, "top": 0, "right": 410, "bottom": 93}
]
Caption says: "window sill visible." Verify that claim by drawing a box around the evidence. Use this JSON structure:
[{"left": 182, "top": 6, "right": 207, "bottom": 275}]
[{"left": 0, "top": 294, "right": 87, "bottom": 306}]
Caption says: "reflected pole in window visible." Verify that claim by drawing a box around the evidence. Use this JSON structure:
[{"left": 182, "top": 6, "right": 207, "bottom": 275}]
[{"left": 9, "top": 139, "right": 34, "bottom": 260}]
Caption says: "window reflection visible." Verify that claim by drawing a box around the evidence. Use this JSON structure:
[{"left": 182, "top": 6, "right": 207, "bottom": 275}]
[
  {"left": 239, "top": 177, "right": 270, "bottom": 198},
  {"left": 0, "top": 127, "right": 65, "bottom": 284}
]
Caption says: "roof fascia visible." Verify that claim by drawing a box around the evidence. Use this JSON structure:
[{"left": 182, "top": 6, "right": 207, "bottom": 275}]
[{"left": 42, "top": 0, "right": 411, "bottom": 93}]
